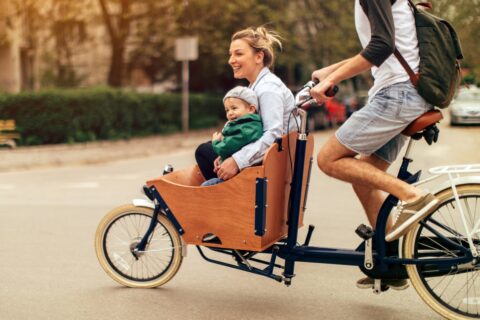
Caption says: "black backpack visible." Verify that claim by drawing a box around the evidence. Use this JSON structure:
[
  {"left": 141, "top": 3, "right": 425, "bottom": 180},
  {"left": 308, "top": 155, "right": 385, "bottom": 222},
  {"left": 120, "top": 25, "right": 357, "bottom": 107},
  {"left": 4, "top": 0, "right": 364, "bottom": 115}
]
[{"left": 395, "top": 0, "right": 463, "bottom": 108}]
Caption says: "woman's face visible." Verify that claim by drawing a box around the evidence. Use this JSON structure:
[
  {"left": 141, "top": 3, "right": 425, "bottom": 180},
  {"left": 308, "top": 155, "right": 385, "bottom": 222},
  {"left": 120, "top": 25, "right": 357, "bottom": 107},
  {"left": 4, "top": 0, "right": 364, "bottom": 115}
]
[{"left": 228, "top": 39, "right": 264, "bottom": 83}]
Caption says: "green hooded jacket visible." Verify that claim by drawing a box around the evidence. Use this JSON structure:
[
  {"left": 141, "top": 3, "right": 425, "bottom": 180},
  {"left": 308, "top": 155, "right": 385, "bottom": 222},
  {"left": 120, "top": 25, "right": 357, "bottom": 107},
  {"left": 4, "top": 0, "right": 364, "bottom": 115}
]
[{"left": 212, "top": 114, "right": 263, "bottom": 161}]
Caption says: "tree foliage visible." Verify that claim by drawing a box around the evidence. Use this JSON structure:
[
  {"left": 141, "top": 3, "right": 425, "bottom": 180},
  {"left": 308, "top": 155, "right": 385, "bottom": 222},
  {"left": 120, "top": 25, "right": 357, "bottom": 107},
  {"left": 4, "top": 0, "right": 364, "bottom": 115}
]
[
  {"left": 430, "top": 0, "right": 480, "bottom": 78},
  {"left": 4, "top": 0, "right": 479, "bottom": 90}
]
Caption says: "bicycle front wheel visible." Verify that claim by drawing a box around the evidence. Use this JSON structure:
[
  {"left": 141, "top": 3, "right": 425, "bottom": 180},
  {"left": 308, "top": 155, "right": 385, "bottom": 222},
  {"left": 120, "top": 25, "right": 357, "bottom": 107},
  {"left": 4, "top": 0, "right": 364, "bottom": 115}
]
[
  {"left": 404, "top": 184, "right": 480, "bottom": 319},
  {"left": 95, "top": 204, "right": 183, "bottom": 288}
]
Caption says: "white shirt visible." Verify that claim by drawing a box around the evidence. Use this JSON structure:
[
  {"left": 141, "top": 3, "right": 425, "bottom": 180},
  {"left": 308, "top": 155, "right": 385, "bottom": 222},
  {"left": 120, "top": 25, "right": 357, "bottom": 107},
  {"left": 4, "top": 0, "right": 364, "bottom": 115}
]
[
  {"left": 232, "top": 67, "right": 296, "bottom": 170},
  {"left": 355, "top": 0, "right": 420, "bottom": 100}
]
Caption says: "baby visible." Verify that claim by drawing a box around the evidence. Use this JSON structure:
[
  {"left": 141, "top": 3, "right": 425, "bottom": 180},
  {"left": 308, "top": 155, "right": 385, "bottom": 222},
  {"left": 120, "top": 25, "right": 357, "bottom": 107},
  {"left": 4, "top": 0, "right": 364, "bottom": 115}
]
[{"left": 202, "top": 86, "right": 263, "bottom": 186}]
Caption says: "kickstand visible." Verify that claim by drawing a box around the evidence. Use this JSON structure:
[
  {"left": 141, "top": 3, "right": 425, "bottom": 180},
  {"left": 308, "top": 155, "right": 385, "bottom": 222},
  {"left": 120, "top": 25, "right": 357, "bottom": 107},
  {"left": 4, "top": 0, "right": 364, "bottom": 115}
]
[
  {"left": 373, "top": 279, "right": 382, "bottom": 294},
  {"left": 233, "top": 250, "right": 253, "bottom": 270}
]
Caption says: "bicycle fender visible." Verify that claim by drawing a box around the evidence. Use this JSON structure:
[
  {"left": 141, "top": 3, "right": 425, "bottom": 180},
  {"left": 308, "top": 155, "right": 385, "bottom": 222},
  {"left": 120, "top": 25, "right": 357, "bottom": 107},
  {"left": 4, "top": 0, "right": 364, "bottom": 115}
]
[
  {"left": 431, "top": 176, "right": 480, "bottom": 195},
  {"left": 132, "top": 198, "right": 155, "bottom": 209}
]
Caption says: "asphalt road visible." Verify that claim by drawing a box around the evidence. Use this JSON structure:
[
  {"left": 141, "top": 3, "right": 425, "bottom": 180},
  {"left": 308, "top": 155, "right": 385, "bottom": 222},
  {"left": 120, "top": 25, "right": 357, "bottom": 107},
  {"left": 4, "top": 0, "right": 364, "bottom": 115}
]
[{"left": 1, "top": 119, "right": 479, "bottom": 320}]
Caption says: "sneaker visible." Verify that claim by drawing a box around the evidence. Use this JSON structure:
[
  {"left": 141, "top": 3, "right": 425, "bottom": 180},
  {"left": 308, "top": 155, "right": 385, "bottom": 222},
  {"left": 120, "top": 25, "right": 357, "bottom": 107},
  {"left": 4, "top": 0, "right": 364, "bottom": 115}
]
[
  {"left": 385, "top": 193, "right": 439, "bottom": 242},
  {"left": 356, "top": 277, "right": 409, "bottom": 291}
]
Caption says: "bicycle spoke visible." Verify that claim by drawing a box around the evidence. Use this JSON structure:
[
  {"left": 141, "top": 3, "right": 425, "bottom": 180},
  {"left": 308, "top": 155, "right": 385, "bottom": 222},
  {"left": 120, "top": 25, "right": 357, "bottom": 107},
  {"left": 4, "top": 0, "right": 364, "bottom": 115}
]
[
  {"left": 439, "top": 269, "right": 460, "bottom": 300},
  {"left": 446, "top": 203, "right": 461, "bottom": 242},
  {"left": 449, "top": 270, "right": 480, "bottom": 308},
  {"left": 102, "top": 211, "right": 180, "bottom": 283},
  {"left": 112, "top": 222, "right": 133, "bottom": 240},
  {"left": 411, "top": 192, "right": 480, "bottom": 318},
  {"left": 428, "top": 216, "right": 465, "bottom": 239},
  {"left": 131, "top": 214, "right": 141, "bottom": 236},
  {"left": 421, "top": 234, "right": 459, "bottom": 258},
  {"left": 429, "top": 269, "right": 455, "bottom": 291},
  {"left": 472, "top": 267, "right": 480, "bottom": 315},
  {"left": 111, "top": 234, "right": 130, "bottom": 246},
  {"left": 138, "top": 247, "right": 178, "bottom": 253}
]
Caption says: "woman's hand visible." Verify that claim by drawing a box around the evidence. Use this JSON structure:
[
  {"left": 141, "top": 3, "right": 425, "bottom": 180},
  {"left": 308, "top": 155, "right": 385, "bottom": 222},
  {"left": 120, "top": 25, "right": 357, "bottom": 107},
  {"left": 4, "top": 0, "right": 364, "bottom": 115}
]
[
  {"left": 216, "top": 157, "right": 239, "bottom": 180},
  {"left": 213, "top": 156, "right": 221, "bottom": 173}
]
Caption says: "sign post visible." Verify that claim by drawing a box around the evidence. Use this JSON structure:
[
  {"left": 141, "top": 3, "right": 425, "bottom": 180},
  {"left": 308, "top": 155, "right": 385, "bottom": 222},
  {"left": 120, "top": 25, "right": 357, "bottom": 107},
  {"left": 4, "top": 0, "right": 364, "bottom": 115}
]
[{"left": 175, "top": 37, "right": 198, "bottom": 133}]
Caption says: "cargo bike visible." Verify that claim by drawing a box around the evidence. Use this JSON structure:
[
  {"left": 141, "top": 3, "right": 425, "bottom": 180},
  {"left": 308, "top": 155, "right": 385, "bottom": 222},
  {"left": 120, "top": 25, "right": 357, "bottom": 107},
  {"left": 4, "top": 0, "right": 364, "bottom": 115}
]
[{"left": 95, "top": 81, "right": 480, "bottom": 319}]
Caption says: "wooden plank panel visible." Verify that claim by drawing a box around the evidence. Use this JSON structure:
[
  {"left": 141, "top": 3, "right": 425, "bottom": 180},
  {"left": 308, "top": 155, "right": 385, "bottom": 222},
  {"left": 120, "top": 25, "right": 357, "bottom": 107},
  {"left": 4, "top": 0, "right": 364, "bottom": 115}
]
[
  {"left": 0, "top": 133, "right": 20, "bottom": 140},
  {"left": 0, "top": 119, "right": 16, "bottom": 131},
  {"left": 148, "top": 165, "right": 266, "bottom": 250},
  {"left": 145, "top": 133, "right": 315, "bottom": 251}
]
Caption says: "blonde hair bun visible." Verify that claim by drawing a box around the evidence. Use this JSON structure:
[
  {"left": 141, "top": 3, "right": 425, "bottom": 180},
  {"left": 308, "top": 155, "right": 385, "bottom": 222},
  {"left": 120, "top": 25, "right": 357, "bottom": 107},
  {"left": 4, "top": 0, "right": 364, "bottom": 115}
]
[{"left": 232, "top": 26, "right": 283, "bottom": 69}]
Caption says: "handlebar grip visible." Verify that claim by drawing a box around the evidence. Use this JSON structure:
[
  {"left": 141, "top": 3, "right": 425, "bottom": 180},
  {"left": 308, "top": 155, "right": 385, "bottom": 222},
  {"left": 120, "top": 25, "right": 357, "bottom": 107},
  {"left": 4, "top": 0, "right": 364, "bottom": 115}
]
[
  {"left": 310, "top": 79, "right": 338, "bottom": 97},
  {"left": 325, "top": 85, "right": 339, "bottom": 97}
]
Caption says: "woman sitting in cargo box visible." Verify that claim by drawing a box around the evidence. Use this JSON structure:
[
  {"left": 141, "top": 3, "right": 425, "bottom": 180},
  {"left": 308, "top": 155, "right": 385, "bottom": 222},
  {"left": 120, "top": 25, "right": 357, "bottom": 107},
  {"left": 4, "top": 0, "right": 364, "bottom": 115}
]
[{"left": 195, "top": 26, "right": 296, "bottom": 181}]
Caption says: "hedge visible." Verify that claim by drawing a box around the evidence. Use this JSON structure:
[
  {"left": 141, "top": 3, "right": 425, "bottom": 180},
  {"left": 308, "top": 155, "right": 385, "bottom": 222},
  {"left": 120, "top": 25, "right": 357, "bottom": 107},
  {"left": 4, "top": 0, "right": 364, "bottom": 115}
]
[{"left": 0, "top": 88, "right": 224, "bottom": 146}]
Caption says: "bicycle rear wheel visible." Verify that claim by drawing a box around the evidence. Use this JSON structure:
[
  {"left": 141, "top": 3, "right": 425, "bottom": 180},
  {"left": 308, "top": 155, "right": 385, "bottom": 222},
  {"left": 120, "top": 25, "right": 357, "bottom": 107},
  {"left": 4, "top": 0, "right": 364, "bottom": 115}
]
[
  {"left": 404, "top": 184, "right": 480, "bottom": 319},
  {"left": 95, "top": 204, "right": 183, "bottom": 288}
]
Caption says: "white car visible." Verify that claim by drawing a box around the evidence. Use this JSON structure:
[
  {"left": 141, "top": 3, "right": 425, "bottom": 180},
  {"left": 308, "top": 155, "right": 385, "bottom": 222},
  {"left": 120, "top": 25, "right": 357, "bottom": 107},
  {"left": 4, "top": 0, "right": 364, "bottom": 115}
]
[{"left": 450, "top": 86, "right": 480, "bottom": 125}]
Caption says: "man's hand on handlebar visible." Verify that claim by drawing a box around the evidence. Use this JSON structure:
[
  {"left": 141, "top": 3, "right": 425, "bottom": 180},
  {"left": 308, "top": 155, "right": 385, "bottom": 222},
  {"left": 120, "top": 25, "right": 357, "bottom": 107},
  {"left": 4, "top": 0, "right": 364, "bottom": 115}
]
[
  {"left": 311, "top": 68, "right": 330, "bottom": 83},
  {"left": 310, "top": 78, "right": 337, "bottom": 104}
]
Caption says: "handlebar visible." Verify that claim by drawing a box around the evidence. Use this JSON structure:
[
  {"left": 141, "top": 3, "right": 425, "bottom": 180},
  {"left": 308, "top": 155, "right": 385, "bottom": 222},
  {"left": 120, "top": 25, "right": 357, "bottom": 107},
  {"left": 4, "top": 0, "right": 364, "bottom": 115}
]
[
  {"left": 293, "top": 80, "right": 339, "bottom": 137},
  {"left": 294, "top": 80, "right": 339, "bottom": 109},
  {"left": 305, "top": 80, "right": 338, "bottom": 97}
]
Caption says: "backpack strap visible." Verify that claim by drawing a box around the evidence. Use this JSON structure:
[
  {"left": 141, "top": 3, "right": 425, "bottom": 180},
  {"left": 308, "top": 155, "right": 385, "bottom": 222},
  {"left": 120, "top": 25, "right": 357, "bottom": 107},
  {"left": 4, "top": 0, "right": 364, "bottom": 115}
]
[
  {"left": 394, "top": 49, "right": 419, "bottom": 86},
  {"left": 393, "top": 0, "right": 427, "bottom": 87}
]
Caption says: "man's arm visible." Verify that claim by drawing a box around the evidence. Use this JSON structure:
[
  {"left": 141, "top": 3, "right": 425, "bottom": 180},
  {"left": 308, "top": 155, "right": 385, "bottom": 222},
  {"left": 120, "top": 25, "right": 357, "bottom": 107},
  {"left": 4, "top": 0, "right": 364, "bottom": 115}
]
[
  {"left": 311, "top": 54, "right": 373, "bottom": 102},
  {"left": 311, "top": 0, "right": 395, "bottom": 103},
  {"left": 359, "top": 0, "right": 395, "bottom": 67}
]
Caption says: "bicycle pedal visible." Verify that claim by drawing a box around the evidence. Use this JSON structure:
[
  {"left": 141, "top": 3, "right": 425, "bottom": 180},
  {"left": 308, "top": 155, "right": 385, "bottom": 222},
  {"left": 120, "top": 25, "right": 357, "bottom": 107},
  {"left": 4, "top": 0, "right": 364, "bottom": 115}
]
[{"left": 355, "top": 224, "right": 375, "bottom": 240}]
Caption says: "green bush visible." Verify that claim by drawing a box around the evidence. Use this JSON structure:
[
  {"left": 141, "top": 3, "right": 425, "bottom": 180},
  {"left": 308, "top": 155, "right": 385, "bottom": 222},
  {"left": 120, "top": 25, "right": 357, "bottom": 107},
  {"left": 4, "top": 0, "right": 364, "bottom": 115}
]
[{"left": 0, "top": 88, "right": 223, "bottom": 146}]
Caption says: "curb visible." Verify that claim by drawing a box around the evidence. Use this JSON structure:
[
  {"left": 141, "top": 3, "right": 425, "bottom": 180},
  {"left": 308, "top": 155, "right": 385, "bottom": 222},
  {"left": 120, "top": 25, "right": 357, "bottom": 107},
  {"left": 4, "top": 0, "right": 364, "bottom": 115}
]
[{"left": 0, "top": 129, "right": 212, "bottom": 172}]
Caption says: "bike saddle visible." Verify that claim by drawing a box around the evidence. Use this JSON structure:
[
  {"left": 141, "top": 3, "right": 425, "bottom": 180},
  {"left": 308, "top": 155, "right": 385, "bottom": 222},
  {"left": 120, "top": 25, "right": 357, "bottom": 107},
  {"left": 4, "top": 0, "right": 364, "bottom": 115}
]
[{"left": 401, "top": 110, "right": 443, "bottom": 145}]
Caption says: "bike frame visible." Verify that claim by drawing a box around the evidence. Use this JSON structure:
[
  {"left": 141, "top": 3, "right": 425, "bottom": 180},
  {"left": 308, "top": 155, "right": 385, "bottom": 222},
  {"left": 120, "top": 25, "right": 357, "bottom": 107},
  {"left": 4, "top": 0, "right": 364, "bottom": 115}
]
[
  {"left": 135, "top": 92, "right": 479, "bottom": 286},
  {"left": 273, "top": 109, "right": 475, "bottom": 284}
]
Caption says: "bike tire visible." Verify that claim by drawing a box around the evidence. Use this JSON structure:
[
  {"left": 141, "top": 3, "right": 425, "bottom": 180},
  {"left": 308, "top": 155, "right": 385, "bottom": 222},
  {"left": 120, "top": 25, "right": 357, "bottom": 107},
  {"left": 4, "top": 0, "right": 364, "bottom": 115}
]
[
  {"left": 95, "top": 204, "right": 183, "bottom": 288},
  {"left": 404, "top": 184, "right": 480, "bottom": 319}
]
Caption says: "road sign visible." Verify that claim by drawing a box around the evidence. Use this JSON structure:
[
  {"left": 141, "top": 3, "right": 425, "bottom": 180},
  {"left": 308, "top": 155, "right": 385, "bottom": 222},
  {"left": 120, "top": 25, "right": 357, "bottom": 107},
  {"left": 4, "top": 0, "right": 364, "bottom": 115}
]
[
  {"left": 175, "top": 37, "right": 198, "bottom": 61},
  {"left": 175, "top": 37, "right": 199, "bottom": 133}
]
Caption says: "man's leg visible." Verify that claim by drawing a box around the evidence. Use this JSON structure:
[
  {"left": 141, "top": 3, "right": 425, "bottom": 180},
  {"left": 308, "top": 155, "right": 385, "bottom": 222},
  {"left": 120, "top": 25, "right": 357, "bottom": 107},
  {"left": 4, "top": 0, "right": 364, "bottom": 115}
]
[
  {"left": 318, "top": 136, "right": 411, "bottom": 289},
  {"left": 352, "top": 154, "right": 390, "bottom": 228},
  {"left": 317, "top": 135, "right": 422, "bottom": 205}
]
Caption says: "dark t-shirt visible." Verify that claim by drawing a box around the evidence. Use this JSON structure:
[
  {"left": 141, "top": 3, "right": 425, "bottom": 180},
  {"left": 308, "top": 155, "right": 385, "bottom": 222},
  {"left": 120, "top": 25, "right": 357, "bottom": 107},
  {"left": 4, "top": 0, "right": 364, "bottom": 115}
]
[{"left": 359, "top": 0, "right": 398, "bottom": 67}]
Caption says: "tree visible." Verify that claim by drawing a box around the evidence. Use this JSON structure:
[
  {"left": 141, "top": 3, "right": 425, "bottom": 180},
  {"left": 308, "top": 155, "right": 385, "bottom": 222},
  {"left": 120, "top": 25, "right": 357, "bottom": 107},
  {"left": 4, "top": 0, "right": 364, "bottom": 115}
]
[{"left": 98, "top": 0, "right": 132, "bottom": 87}]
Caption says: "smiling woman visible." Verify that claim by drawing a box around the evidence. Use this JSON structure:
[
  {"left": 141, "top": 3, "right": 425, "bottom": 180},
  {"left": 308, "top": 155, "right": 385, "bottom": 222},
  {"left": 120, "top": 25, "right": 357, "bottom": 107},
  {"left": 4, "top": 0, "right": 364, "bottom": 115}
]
[
  {"left": 195, "top": 26, "right": 296, "bottom": 182},
  {"left": 228, "top": 28, "right": 282, "bottom": 83}
]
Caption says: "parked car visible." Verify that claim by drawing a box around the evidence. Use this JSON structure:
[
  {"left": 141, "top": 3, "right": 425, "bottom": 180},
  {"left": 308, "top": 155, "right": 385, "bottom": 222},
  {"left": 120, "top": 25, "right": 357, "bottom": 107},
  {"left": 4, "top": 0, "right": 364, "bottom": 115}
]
[
  {"left": 450, "top": 86, "right": 480, "bottom": 125},
  {"left": 306, "top": 98, "right": 347, "bottom": 131}
]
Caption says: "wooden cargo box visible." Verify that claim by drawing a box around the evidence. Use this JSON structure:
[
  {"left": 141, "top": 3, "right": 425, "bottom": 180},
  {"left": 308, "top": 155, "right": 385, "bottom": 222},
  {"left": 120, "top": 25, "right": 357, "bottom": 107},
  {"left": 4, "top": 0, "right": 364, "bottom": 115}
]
[{"left": 147, "top": 133, "right": 314, "bottom": 251}]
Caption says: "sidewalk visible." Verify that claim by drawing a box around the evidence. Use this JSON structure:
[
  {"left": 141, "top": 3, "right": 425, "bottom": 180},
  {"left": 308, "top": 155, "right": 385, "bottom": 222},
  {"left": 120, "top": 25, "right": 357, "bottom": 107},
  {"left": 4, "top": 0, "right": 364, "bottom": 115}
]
[{"left": 0, "top": 129, "right": 212, "bottom": 172}]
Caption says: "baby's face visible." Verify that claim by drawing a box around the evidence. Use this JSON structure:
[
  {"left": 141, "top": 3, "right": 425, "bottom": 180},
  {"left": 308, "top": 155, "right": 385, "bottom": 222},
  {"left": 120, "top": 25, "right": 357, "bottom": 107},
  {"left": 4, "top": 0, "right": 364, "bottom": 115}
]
[{"left": 224, "top": 98, "right": 255, "bottom": 121}]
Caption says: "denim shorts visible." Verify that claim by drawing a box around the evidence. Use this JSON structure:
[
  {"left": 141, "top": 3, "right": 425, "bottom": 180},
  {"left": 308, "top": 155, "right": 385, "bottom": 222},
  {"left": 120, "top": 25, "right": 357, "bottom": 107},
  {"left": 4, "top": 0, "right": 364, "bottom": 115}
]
[{"left": 336, "top": 81, "right": 432, "bottom": 163}]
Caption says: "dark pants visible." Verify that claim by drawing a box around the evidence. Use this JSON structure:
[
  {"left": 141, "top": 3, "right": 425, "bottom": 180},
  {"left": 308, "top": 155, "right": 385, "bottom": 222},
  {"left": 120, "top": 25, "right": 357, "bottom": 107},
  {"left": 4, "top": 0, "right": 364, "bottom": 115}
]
[{"left": 195, "top": 141, "right": 218, "bottom": 180}]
